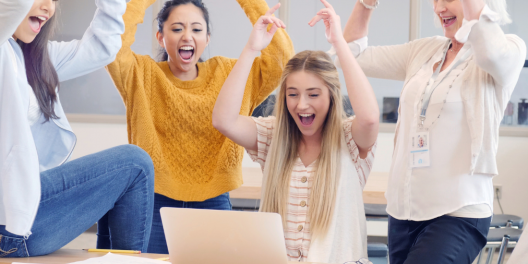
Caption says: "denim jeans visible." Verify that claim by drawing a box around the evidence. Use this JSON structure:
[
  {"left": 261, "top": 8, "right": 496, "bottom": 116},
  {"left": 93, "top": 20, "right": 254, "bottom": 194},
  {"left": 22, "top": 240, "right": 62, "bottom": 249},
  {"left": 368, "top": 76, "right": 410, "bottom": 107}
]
[
  {"left": 147, "top": 192, "right": 232, "bottom": 254},
  {"left": 388, "top": 215, "right": 491, "bottom": 264},
  {"left": 0, "top": 145, "right": 154, "bottom": 257}
]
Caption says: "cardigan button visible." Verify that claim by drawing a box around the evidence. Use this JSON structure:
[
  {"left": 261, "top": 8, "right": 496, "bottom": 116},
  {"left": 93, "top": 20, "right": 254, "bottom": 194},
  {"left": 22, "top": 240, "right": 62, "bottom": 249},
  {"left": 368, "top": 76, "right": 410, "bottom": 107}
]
[
  {"left": 301, "top": 177, "right": 308, "bottom": 183},
  {"left": 300, "top": 201, "right": 307, "bottom": 207},
  {"left": 298, "top": 225, "right": 304, "bottom": 232}
]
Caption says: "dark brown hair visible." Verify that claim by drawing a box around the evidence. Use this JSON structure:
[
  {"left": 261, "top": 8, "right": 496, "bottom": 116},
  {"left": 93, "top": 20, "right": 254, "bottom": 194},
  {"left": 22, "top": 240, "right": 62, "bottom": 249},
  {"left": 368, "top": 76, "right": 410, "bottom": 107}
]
[
  {"left": 156, "top": 0, "right": 211, "bottom": 62},
  {"left": 17, "top": 14, "right": 60, "bottom": 121}
]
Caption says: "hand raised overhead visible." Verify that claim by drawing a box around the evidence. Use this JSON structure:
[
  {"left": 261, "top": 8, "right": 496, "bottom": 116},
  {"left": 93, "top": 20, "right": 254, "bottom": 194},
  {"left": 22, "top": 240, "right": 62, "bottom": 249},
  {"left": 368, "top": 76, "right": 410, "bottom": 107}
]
[
  {"left": 245, "top": 3, "right": 286, "bottom": 52},
  {"left": 308, "top": 0, "right": 344, "bottom": 45}
]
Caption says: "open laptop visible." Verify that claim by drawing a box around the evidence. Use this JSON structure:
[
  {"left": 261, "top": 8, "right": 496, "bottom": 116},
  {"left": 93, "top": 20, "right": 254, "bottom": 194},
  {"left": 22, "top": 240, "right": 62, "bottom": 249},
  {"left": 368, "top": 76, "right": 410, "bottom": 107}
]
[{"left": 160, "top": 207, "right": 289, "bottom": 264}]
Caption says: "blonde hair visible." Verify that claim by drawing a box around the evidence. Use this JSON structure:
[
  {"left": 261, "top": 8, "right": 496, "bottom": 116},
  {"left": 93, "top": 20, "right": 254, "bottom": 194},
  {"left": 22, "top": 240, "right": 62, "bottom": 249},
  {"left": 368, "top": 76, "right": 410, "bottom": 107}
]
[
  {"left": 259, "top": 50, "right": 346, "bottom": 240},
  {"left": 433, "top": 0, "right": 511, "bottom": 27}
]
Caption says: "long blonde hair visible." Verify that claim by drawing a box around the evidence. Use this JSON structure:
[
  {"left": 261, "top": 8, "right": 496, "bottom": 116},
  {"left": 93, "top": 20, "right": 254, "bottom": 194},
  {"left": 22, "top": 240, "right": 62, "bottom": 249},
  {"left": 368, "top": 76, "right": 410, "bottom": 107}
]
[{"left": 260, "top": 50, "right": 346, "bottom": 239}]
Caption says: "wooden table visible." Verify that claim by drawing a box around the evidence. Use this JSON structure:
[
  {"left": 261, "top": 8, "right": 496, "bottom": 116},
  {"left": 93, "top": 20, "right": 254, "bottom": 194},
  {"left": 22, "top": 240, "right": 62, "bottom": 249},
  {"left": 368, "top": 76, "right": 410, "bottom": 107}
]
[
  {"left": 230, "top": 168, "right": 388, "bottom": 204},
  {"left": 0, "top": 249, "right": 325, "bottom": 264}
]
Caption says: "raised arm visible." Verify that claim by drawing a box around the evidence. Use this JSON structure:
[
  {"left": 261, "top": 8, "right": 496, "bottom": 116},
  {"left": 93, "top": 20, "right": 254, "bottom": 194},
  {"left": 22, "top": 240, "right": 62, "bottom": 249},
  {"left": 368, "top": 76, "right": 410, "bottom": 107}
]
[
  {"left": 105, "top": 0, "right": 157, "bottom": 96},
  {"left": 0, "top": 0, "right": 32, "bottom": 45},
  {"left": 213, "top": 4, "right": 285, "bottom": 152},
  {"left": 342, "top": 0, "right": 375, "bottom": 43},
  {"left": 237, "top": 0, "right": 294, "bottom": 108},
  {"left": 455, "top": 1, "right": 526, "bottom": 88},
  {"left": 310, "top": 0, "right": 378, "bottom": 155},
  {"left": 334, "top": 0, "right": 412, "bottom": 81},
  {"left": 48, "top": 0, "right": 126, "bottom": 82}
]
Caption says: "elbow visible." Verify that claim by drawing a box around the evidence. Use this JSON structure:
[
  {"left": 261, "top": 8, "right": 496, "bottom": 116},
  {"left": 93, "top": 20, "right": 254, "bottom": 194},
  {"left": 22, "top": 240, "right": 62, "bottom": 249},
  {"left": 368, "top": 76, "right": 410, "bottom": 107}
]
[{"left": 211, "top": 112, "right": 226, "bottom": 134}]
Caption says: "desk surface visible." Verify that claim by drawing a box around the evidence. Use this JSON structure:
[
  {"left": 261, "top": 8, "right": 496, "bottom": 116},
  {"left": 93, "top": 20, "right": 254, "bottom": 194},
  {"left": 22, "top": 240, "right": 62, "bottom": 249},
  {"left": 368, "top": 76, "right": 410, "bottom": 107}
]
[
  {"left": 0, "top": 249, "right": 323, "bottom": 264},
  {"left": 230, "top": 168, "right": 388, "bottom": 204}
]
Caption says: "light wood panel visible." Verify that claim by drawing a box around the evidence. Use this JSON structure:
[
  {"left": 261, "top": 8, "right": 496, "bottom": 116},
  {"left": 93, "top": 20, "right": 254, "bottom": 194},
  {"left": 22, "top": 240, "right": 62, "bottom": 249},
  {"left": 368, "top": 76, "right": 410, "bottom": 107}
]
[{"left": 230, "top": 168, "right": 388, "bottom": 204}]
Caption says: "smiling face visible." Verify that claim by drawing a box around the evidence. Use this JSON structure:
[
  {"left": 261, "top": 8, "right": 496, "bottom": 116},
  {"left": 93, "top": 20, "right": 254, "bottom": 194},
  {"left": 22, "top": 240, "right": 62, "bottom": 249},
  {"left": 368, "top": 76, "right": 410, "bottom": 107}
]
[
  {"left": 157, "top": 3, "right": 209, "bottom": 74},
  {"left": 13, "top": 0, "right": 56, "bottom": 43},
  {"left": 434, "top": 0, "right": 464, "bottom": 39},
  {"left": 285, "top": 71, "right": 331, "bottom": 138}
]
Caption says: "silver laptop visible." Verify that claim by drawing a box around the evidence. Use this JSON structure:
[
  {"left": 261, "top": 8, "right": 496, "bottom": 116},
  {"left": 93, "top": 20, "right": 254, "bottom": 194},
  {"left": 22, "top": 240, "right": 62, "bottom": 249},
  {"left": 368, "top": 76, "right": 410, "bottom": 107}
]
[{"left": 160, "top": 207, "right": 288, "bottom": 264}]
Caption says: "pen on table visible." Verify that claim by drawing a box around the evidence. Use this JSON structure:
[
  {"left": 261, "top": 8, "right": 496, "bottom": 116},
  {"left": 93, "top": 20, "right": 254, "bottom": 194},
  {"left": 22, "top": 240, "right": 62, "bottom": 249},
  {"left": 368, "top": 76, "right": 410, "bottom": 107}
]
[{"left": 83, "top": 249, "right": 141, "bottom": 254}]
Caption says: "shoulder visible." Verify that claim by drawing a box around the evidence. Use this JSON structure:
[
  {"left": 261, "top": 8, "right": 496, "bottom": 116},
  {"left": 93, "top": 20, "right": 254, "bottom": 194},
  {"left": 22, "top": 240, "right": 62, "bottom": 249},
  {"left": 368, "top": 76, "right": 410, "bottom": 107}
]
[{"left": 200, "top": 56, "right": 238, "bottom": 75}]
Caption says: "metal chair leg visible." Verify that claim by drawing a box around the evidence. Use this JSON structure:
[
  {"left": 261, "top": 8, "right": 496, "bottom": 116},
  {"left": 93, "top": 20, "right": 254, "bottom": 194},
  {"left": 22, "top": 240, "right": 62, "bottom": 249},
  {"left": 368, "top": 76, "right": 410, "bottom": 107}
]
[
  {"left": 476, "top": 249, "right": 483, "bottom": 264},
  {"left": 497, "top": 235, "right": 510, "bottom": 264},
  {"left": 486, "top": 246, "right": 495, "bottom": 264}
]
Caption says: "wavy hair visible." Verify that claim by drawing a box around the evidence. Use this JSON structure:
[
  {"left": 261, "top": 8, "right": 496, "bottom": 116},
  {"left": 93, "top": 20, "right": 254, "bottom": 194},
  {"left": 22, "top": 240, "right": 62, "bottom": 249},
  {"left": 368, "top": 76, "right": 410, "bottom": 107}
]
[
  {"left": 17, "top": 10, "right": 60, "bottom": 121},
  {"left": 259, "top": 50, "right": 346, "bottom": 240}
]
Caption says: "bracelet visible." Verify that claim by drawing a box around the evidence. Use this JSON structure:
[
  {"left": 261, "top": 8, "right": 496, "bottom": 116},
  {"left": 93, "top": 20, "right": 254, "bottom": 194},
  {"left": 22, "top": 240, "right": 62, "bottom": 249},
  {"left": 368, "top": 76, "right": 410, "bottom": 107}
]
[{"left": 359, "top": 0, "right": 379, "bottom": 10}]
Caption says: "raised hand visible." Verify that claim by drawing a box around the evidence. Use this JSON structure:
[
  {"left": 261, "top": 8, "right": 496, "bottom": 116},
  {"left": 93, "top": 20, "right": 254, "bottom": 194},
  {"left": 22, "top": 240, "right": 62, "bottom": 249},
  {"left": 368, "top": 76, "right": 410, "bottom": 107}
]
[
  {"left": 245, "top": 3, "right": 286, "bottom": 52},
  {"left": 308, "top": 0, "right": 344, "bottom": 45}
]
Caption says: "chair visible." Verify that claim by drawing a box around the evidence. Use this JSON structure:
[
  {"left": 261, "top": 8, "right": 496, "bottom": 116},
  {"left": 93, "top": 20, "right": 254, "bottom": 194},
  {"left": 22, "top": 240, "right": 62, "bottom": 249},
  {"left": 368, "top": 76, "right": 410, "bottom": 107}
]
[
  {"left": 490, "top": 214, "right": 524, "bottom": 229},
  {"left": 475, "top": 227, "right": 523, "bottom": 264},
  {"left": 367, "top": 242, "right": 388, "bottom": 264}
]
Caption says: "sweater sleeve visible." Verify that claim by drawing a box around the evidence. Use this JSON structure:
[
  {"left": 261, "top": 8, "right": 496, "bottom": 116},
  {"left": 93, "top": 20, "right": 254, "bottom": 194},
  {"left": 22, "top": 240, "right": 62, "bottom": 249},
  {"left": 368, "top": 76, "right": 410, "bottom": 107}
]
[
  {"left": 106, "top": 0, "right": 156, "bottom": 99},
  {"left": 236, "top": 0, "right": 294, "bottom": 110},
  {"left": 455, "top": 5, "right": 526, "bottom": 88},
  {"left": 48, "top": 0, "right": 126, "bottom": 82},
  {"left": 0, "top": 0, "right": 32, "bottom": 46},
  {"left": 0, "top": 44, "right": 40, "bottom": 237}
]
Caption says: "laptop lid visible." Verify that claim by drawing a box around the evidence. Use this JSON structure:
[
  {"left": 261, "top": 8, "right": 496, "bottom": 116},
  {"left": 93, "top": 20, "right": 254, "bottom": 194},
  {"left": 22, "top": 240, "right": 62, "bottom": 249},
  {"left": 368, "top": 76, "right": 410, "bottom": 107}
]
[{"left": 160, "top": 207, "right": 289, "bottom": 264}]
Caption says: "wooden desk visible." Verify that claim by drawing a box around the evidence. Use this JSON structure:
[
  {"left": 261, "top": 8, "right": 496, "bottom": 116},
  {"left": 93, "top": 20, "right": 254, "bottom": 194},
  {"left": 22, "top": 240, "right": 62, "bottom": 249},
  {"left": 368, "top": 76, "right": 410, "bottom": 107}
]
[
  {"left": 230, "top": 168, "right": 388, "bottom": 204},
  {"left": 0, "top": 249, "right": 325, "bottom": 264}
]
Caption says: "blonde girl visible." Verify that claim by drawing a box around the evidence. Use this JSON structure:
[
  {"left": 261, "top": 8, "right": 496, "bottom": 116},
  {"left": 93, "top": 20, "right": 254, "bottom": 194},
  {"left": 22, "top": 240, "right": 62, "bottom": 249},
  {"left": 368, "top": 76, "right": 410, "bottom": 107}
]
[{"left": 213, "top": 0, "right": 378, "bottom": 262}]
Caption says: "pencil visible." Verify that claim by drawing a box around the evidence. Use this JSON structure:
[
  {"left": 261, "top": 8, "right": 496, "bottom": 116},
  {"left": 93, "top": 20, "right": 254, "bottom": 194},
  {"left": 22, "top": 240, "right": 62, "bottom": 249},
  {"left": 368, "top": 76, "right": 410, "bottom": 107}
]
[
  {"left": 83, "top": 249, "right": 141, "bottom": 254},
  {"left": 155, "top": 257, "right": 170, "bottom": 261}
]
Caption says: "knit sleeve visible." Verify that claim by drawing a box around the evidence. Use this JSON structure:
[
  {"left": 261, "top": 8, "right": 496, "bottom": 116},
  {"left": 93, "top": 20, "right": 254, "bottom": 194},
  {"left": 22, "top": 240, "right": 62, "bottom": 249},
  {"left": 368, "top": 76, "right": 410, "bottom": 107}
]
[
  {"left": 246, "top": 116, "right": 276, "bottom": 169},
  {"left": 343, "top": 116, "right": 376, "bottom": 189},
  {"left": 105, "top": 0, "right": 156, "bottom": 99},
  {"left": 236, "top": 0, "right": 294, "bottom": 110}
]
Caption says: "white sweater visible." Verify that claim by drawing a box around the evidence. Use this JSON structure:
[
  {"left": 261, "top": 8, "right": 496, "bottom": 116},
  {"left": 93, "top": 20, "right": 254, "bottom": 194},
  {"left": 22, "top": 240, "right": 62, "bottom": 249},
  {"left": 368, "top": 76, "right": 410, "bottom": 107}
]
[
  {"left": 334, "top": 5, "right": 526, "bottom": 176},
  {"left": 0, "top": 0, "right": 125, "bottom": 236}
]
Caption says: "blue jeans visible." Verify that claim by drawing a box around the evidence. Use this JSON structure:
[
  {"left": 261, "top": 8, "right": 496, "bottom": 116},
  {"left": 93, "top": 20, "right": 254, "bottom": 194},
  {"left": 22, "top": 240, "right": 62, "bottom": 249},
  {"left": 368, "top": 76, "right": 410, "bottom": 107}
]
[
  {"left": 147, "top": 192, "right": 232, "bottom": 254},
  {"left": 0, "top": 145, "right": 154, "bottom": 257},
  {"left": 388, "top": 215, "right": 491, "bottom": 264}
]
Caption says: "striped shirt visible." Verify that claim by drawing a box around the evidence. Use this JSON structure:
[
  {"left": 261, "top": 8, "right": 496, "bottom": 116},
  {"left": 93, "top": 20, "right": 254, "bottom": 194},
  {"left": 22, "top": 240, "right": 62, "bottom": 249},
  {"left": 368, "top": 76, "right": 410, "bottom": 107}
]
[{"left": 248, "top": 116, "right": 374, "bottom": 262}]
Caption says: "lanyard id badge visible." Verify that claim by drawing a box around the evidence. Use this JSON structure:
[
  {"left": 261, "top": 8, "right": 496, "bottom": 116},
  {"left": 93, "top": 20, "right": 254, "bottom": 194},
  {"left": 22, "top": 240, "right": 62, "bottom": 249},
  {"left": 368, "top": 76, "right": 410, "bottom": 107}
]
[{"left": 410, "top": 131, "right": 430, "bottom": 168}]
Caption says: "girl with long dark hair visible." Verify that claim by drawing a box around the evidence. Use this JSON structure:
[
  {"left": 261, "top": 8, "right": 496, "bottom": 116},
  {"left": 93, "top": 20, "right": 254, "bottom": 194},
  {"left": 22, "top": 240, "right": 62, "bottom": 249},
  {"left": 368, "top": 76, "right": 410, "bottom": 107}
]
[
  {"left": 105, "top": 0, "right": 294, "bottom": 253},
  {"left": 0, "top": 0, "right": 155, "bottom": 257}
]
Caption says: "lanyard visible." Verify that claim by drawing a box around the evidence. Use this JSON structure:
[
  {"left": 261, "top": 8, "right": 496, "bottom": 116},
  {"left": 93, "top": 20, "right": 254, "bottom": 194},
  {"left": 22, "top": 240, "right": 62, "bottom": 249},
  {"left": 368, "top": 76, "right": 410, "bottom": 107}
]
[{"left": 419, "top": 41, "right": 471, "bottom": 127}]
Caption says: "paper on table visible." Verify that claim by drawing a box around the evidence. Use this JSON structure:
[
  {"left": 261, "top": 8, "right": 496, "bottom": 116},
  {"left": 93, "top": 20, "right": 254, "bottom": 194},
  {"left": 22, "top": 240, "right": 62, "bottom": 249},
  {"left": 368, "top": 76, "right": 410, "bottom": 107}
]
[{"left": 68, "top": 253, "right": 168, "bottom": 264}]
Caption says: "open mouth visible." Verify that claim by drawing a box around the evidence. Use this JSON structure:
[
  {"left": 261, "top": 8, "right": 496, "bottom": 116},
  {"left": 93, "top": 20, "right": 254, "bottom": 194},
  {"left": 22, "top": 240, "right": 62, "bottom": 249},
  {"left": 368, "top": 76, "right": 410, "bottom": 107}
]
[
  {"left": 298, "top": 113, "right": 315, "bottom": 126},
  {"left": 178, "top": 46, "right": 194, "bottom": 63},
  {"left": 29, "top": 16, "right": 47, "bottom": 33},
  {"left": 442, "top": 16, "right": 457, "bottom": 28}
]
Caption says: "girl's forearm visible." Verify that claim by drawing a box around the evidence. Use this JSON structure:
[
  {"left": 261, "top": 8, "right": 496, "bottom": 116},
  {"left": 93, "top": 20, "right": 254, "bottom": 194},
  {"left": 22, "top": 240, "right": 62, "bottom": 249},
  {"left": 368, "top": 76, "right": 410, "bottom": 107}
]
[
  {"left": 343, "top": 0, "right": 375, "bottom": 43},
  {"left": 212, "top": 47, "right": 260, "bottom": 130},
  {"left": 334, "top": 39, "right": 379, "bottom": 124}
]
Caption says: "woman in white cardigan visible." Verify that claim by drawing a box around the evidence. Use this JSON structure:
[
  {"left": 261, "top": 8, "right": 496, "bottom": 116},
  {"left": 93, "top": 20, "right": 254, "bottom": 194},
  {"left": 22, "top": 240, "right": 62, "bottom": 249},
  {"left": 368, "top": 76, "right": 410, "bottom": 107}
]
[{"left": 335, "top": 0, "right": 526, "bottom": 263}]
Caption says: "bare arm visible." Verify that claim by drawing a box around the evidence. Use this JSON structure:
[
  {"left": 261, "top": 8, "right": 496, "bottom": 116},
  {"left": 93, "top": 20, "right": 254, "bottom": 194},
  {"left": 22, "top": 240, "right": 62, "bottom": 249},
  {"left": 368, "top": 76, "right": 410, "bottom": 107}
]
[
  {"left": 461, "top": 0, "right": 485, "bottom": 21},
  {"left": 342, "top": 0, "right": 376, "bottom": 43},
  {"left": 310, "top": 0, "right": 379, "bottom": 156},
  {"left": 212, "top": 4, "right": 285, "bottom": 152}
]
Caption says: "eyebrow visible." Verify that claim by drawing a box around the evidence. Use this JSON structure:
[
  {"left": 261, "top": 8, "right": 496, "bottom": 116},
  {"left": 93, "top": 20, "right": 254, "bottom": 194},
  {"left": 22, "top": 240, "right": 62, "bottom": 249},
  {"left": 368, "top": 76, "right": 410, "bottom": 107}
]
[
  {"left": 171, "top": 22, "right": 203, "bottom": 26},
  {"left": 287, "top": 87, "right": 322, "bottom": 91}
]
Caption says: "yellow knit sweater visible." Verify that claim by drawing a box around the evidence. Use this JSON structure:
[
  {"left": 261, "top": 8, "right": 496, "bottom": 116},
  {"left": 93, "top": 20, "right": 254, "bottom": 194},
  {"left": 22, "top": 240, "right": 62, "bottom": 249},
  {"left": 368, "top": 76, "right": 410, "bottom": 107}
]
[{"left": 106, "top": 0, "right": 294, "bottom": 201}]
